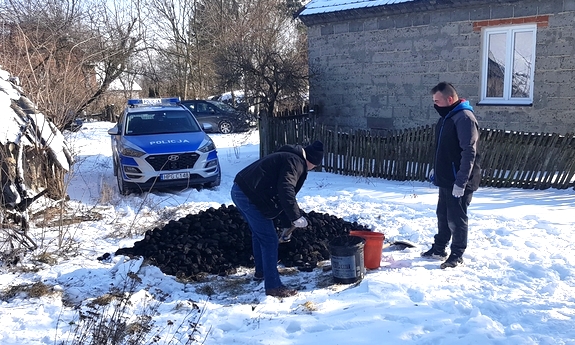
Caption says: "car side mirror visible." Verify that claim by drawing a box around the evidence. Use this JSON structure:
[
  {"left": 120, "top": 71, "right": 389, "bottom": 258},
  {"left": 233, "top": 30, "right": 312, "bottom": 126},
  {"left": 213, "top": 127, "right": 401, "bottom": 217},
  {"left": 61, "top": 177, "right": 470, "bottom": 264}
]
[
  {"left": 202, "top": 123, "right": 213, "bottom": 131},
  {"left": 108, "top": 126, "right": 119, "bottom": 135}
]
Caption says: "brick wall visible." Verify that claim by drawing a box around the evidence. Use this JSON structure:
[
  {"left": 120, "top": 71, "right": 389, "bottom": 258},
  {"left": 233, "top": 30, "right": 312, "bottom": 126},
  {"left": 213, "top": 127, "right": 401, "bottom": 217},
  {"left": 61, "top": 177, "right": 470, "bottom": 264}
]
[{"left": 305, "top": 0, "right": 575, "bottom": 134}]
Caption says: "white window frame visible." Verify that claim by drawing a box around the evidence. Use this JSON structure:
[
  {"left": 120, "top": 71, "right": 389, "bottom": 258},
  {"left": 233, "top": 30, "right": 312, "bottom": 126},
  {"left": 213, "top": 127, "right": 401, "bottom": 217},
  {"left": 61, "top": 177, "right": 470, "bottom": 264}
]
[{"left": 480, "top": 24, "right": 537, "bottom": 105}]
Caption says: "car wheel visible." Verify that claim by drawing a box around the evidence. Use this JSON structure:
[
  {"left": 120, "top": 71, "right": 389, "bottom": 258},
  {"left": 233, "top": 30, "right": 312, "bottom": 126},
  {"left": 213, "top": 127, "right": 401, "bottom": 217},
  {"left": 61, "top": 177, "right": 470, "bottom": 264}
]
[
  {"left": 116, "top": 165, "right": 133, "bottom": 195},
  {"left": 218, "top": 120, "right": 234, "bottom": 134}
]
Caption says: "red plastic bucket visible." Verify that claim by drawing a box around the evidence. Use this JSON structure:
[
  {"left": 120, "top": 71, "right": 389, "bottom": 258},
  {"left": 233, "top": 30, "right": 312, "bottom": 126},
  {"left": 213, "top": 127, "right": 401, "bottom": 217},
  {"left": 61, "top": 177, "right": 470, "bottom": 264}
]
[{"left": 349, "top": 230, "right": 385, "bottom": 269}]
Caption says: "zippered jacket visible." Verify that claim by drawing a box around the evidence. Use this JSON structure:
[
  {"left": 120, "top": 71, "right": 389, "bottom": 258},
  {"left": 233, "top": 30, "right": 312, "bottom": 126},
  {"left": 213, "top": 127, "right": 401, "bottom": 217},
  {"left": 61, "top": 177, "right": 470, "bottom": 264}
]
[
  {"left": 234, "top": 145, "right": 308, "bottom": 220},
  {"left": 433, "top": 100, "right": 481, "bottom": 191}
]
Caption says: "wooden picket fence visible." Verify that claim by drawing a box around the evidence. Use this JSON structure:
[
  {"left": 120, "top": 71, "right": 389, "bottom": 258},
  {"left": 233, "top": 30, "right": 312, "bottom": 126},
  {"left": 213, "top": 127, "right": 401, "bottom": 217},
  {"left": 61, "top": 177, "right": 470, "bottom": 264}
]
[{"left": 261, "top": 115, "right": 575, "bottom": 190}]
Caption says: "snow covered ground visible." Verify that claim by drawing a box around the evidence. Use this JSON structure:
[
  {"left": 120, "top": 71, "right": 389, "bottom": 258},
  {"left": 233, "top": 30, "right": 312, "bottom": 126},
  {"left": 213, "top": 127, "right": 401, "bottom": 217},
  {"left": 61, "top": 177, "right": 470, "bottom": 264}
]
[{"left": 1, "top": 121, "right": 575, "bottom": 344}]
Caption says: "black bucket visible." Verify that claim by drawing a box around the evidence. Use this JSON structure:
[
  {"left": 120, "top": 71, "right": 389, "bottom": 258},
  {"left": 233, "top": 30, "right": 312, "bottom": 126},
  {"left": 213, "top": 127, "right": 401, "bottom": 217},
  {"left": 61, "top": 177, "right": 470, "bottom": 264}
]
[{"left": 329, "top": 235, "right": 365, "bottom": 284}]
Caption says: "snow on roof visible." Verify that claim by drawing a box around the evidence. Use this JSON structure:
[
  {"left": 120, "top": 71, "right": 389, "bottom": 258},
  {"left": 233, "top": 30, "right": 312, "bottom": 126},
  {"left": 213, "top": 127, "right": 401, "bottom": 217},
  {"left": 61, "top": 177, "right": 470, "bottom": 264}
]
[
  {"left": 299, "top": 0, "right": 415, "bottom": 16},
  {"left": 94, "top": 63, "right": 142, "bottom": 92},
  {"left": 219, "top": 90, "right": 245, "bottom": 101},
  {"left": 28, "top": 111, "right": 72, "bottom": 172},
  {"left": 0, "top": 75, "right": 24, "bottom": 146},
  {"left": 0, "top": 67, "right": 72, "bottom": 172},
  {"left": 107, "top": 77, "right": 142, "bottom": 92}
]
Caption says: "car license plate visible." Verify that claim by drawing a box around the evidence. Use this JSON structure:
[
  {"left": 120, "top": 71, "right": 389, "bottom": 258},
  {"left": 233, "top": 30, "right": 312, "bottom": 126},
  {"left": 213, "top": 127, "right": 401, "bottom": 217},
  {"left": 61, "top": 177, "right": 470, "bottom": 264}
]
[{"left": 161, "top": 172, "right": 190, "bottom": 180}]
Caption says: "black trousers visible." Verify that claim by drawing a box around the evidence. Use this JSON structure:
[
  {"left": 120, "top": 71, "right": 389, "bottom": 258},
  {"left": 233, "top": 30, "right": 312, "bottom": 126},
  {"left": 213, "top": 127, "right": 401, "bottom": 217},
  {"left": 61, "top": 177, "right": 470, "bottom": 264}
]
[{"left": 434, "top": 186, "right": 473, "bottom": 257}]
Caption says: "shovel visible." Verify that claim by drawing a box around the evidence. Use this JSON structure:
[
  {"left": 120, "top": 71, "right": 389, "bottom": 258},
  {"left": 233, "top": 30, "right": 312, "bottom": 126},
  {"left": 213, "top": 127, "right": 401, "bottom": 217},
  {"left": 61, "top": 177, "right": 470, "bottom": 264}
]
[
  {"left": 381, "top": 239, "right": 417, "bottom": 250},
  {"left": 349, "top": 230, "right": 417, "bottom": 251}
]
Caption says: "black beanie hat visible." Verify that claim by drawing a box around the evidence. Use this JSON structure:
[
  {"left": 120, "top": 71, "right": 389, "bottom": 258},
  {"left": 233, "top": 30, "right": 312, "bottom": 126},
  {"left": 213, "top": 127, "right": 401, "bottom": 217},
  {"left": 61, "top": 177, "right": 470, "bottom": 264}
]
[{"left": 304, "top": 140, "right": 324, "bottom": 165}]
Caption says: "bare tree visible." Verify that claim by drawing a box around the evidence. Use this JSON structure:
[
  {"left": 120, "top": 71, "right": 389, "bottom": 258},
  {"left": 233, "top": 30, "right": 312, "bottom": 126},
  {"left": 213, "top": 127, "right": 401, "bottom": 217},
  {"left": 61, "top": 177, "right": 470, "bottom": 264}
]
[
  {"left": 0, "top": 0, "right": 92, "bottom": 128},
  {"left": 140, "top": 0, "right": 308, "bottom": 110},
  {"left": 0, "top": 0, "right": 145, "bottom": 129},
  {"left": 141, "top": 0, "right": 217, "bottom": 100},
  {"left": 80, "top": 0, "right": 146, "bottom": 115},
  {"left": 208, "top": 0, "right": 309, "bottom": 115}
]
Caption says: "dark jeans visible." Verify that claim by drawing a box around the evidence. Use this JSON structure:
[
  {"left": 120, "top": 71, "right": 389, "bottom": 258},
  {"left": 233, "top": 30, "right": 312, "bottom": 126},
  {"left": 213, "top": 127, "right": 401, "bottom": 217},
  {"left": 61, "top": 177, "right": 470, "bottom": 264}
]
[
  {"left": 434, "top": 186, "right": 473, "bottom": 257},
  {"left": 230, "top": 183, "right": 283, "bottom": 290}
]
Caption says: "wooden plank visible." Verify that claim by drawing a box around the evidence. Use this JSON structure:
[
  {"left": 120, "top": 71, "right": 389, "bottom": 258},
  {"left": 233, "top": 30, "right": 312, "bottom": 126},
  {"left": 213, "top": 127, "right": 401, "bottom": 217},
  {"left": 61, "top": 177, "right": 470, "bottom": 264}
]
[
  {"left": 514, "top": 132, "right": 537, "bottom": 187},
  {"left": 497, "top": 131, "right": 519, "bottom": 188},
  {"left": 521, "top": 132, "right": 543, "bottom": 188},
  {"left": 489, "top": 131, "right": 507, "bottom": 187},
  {"left": 503, "top": 131, "right": 529, "bottom": 188},
  {"left": 418, "top": 126, "right": 432, "bottom": 181},
  {"left": 498, "top": 130, "right": 520, "bottom": 187},
  {"left": 555, "top": 136, "right": 575, "bottom": 188},
  {"left": 478, "top": 129, "right": 494, "bottom": 187},
  {"left": 541, "top": 134, "right": 565, "bottom": 188},
  {"left": 366, "top": 132, "right": 374, "bottom": 177},
  {"left": 397, "top": 129, "right": 407, "bottom": 181},
  {"left": 482, "top": 129, "right": 506, "bottom": 187},
  {"left": 550, "top": 134, "right": 574, "bottom": 188},
  {"left": 527, "top": 133, "right": 554, "bottom": 189},
  {"left": 406, "top": 128, "right": 415, "bottom": 179}
]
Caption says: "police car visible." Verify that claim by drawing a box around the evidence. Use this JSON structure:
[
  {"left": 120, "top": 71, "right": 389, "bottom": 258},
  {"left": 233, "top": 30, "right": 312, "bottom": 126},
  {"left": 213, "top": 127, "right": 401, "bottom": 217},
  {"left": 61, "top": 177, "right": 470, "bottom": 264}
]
[{"left": 108, "top": 97, "right": 221, "bottom": 195}]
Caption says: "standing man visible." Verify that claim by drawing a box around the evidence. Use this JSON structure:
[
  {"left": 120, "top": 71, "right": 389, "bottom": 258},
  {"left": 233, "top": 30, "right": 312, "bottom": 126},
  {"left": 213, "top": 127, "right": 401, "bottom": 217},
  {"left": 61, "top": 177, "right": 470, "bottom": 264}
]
[
  {"left": 421, "top": 82, "right": 481, "bottom": 269},
  {"left": 231, "top": 140, "right": 324, "bottom": 297}
]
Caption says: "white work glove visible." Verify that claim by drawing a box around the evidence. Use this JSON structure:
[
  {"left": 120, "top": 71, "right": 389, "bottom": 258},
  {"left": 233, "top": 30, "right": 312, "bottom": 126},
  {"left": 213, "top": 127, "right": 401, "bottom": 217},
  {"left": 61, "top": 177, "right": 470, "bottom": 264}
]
[
  {"left": 428, "top": 169, "right": 435, "bottom": 182},
  {"left": 452, "top": 184, "right": 465, "bottom": 198},
  {"left": 292, "top": 216, "right": 308, "bottom": 228}
]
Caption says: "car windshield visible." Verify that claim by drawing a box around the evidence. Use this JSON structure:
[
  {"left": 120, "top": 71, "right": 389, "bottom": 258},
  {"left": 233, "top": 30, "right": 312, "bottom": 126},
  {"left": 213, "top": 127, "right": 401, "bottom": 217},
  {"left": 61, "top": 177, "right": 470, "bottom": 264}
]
[
  {"left": 207, "top": 100, "right": 237, "bottom": 112},
  {"left": 125, "top": 111, "right": 201, "bottom": 135}
]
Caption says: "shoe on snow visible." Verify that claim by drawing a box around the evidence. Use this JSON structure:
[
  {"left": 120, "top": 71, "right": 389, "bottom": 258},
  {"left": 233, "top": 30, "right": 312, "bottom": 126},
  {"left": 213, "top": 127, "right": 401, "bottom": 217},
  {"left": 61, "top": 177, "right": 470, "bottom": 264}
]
[
  {"left": 265, "top": 285, "right": 297, "bottom": 298},
  {"left": 440, "top": 254, "right": 463, "bottom": 269},
  {"left": 421, "top": 247, "right": 448, "bottom": 260}
]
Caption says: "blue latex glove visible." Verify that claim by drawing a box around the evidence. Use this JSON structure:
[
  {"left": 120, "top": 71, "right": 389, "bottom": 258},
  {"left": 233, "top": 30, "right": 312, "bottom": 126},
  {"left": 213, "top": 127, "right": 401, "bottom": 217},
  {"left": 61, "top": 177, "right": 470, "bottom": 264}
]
[{"left": 428, "top": 169, "right": 435, "bottom": 182}]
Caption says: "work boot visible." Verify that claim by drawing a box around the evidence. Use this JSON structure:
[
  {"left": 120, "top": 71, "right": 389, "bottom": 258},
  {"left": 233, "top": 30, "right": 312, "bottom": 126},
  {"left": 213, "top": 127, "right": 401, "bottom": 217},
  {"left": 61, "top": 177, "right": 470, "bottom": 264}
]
[
  {"left": 265, "top": 285, "right": 297, "bottom": 298},
  {"left": 420, "top": 246, "right": 448, "bottom": 260},
  {"left": 440, "top": 254, "right": 463, "bottom": 269}
]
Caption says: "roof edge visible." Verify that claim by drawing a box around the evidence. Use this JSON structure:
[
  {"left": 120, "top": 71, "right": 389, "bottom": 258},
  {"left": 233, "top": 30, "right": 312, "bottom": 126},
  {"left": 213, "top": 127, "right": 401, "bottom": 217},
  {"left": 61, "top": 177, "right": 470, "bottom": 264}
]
[{"left": 298, "top": 0, "right": 525, "bottom": 26}]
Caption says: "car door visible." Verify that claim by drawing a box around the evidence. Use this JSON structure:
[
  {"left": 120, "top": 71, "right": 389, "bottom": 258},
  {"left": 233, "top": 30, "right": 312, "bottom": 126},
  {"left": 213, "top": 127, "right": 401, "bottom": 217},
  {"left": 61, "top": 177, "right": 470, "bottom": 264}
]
[
  {"left": 193, "top": 101, "right": 218, "bottom": 130},
  {"left": 108, "top": 111, "right": 127, "bottom": 174}
]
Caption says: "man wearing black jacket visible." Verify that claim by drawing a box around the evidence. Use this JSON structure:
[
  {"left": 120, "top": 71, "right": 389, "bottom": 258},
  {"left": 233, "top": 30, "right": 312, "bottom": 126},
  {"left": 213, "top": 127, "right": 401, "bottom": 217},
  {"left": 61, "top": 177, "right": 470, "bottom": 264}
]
[
  {"left": 231, "top": 140, "right": 324, "bottom": 297},
  {"left": 421, "top": 82, "right": 481, "bottom": 269}
]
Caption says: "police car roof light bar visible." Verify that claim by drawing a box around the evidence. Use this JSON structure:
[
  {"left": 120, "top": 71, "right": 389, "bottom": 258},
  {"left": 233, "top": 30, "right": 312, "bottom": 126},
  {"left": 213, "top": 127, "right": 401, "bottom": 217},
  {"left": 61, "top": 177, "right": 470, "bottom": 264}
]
[{"left": 127, "top": 97, "right": 181, "bottom": 107}]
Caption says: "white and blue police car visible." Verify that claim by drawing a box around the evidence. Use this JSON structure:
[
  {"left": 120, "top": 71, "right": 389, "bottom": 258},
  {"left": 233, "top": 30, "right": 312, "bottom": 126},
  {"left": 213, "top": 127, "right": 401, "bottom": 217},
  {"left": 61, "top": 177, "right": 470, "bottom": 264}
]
[{"left": 108, "top": 97, "right": 221, "bottom": 195}]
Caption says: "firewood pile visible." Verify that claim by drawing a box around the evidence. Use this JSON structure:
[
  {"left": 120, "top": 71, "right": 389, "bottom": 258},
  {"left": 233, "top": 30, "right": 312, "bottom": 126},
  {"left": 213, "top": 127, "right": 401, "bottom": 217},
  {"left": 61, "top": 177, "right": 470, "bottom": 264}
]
[{"left": 115, "top": 204, "right": 370, "bottom": 280}]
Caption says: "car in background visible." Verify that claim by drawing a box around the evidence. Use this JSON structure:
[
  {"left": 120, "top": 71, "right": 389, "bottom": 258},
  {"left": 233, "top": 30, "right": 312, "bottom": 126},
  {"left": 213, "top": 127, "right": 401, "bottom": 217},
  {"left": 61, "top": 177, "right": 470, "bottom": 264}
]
[
  {"left": 107, "top": 97, "right": 221, "bottom": 195},
  {"left": 64, "top": 118, "right": 83, "bottom": 132},
  {"left": 181, "top": 99, "right": 256, "bottom": 134}
]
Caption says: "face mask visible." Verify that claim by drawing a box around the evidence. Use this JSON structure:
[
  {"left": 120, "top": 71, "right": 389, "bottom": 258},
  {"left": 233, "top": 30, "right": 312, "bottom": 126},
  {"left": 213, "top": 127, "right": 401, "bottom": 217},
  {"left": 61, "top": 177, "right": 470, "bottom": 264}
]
[
  {"left": 434, "top": 100, "right": 461, "bottom": 117},
  {"left": 434, "top": 104, "right": 452, "bottom": 117}
]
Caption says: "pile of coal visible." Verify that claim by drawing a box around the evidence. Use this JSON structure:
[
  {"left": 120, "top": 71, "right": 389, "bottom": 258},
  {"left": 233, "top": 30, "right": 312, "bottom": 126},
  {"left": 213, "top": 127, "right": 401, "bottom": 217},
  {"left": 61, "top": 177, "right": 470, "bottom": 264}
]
[{"left": 115, "top": 204, "right": 370, "bottom": 280}]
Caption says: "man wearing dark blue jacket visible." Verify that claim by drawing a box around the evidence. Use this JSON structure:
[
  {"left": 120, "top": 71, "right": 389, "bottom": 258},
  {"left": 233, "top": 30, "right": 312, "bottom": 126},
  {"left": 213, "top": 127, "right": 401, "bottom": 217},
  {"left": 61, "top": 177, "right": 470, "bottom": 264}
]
[
  {"left": 421, "top": 82, "right": 481, "bottom": 269},
  {"left": 231, "top": 140, "right": 324, "bottom": 297}
]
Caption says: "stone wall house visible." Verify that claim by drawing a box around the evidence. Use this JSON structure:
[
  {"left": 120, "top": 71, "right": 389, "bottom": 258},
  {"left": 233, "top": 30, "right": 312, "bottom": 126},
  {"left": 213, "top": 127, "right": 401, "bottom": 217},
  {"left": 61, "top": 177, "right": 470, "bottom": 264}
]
[{"left": 297, "top": 0, "right": 575, "bottom": 134}]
